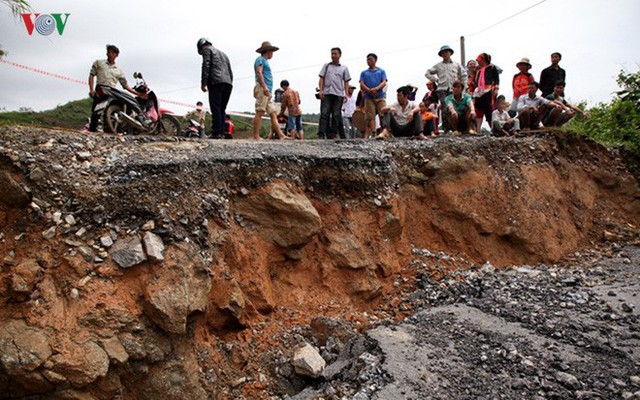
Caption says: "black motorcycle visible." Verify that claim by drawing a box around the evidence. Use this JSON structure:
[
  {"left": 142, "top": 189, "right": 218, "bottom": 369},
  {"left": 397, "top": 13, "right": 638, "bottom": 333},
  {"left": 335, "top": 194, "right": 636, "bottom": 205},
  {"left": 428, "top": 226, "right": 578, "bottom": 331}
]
[{"left": 93, "top": 72, "right": 180, "bottom": 135}]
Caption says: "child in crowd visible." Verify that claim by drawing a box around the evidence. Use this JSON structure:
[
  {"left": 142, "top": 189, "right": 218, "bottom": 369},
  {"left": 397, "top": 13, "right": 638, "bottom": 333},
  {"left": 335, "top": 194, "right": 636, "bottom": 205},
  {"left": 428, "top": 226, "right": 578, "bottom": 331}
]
[
  {"left": 419, "top": 98, "right": 438, "bottom": 137},
  {"left": 491, "top": 95, "right": 519, "bottom": 136},
  {"left": 422, "top": 82, "right": 440, "bottom": 132}
]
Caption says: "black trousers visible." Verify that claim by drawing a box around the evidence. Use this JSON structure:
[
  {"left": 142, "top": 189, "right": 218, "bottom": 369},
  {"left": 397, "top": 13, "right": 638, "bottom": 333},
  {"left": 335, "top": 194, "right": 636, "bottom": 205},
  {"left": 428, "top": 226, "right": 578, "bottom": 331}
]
[
  {"left": 89, "top": 85, "right": 109, "bottom": 132},
  {"left": 382, "top": 112, "right": 423, "bottom": 137},
  {"left": 207, "top": 83, "right": 233, "bottom": 137},
  {"left": 319, "top": 94, "right": 344, "bottom": 139}
]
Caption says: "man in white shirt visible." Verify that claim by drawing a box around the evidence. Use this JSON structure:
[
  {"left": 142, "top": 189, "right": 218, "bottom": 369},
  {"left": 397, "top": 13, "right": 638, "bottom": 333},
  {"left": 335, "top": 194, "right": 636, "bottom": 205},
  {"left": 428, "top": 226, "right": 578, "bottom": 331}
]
[
  {"left": 517, "top": 81, "right": 560, "bottom": 130},
  {"left": 376, "top": 86, "right": 425, "bottom": 140}
]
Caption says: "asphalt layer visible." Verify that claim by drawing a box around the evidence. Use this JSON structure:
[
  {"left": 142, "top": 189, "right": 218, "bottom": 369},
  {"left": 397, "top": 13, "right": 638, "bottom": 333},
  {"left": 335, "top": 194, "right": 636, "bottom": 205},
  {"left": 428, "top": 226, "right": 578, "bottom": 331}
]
[{"left": 371, "top": 245, "right": 640, "bottom": 400}]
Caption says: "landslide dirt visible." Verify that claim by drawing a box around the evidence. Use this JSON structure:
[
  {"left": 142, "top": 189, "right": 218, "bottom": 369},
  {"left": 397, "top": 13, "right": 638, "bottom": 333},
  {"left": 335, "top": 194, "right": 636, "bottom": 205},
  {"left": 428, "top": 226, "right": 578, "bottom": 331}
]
[{"left": 0, "top": 125, "right": 639, "bottom": 399}]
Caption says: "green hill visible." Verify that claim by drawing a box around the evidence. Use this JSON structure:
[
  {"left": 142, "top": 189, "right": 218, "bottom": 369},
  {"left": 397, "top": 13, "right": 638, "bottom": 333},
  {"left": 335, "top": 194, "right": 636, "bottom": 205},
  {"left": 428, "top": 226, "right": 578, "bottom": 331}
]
[
  {"left": 0, "top": 98, "right": 93, "bottom": 130},
  {"left": 0, "top": 99, "right": 321, "bottom": 137}
]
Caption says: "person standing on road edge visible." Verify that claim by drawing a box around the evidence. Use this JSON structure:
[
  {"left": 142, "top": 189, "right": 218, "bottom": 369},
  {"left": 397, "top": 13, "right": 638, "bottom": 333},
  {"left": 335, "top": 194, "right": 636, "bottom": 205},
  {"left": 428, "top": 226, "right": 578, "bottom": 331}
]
[
  {"left": 252, "top": 41, "right": 288, "bottom": 140},
  {"left": 539, "top": 52, "right": 566, "bottom": 99},
  {"left": 425, "top": 45, "right": 467, "bottom": 132},
  {"left": 359, "top": 53, "right": 387, "bottom": 139},
  {"left": 318, "top": 47, "right": 352, "bottom": 139},
  {"left": 198, "top": 38, "right": 233, "bottom": 139},
  {"left": 279, "top": 80, "right": 304, "bottom": 140},
  {"left": 511, "top": 57, "right": 534, "bottom": 117}
]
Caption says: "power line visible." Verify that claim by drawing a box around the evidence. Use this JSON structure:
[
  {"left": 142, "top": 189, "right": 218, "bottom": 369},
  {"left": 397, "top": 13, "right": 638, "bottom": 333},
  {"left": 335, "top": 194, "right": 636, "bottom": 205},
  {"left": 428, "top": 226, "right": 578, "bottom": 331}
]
[
  {"left": 5, "top": 0, "right": 551, "bottom": 100},
  {"left": 185, "top": 0, "right": 551, "bottom": 86},
  {"left": 468, "top": 0, "right": 549, "bottom": 37}
]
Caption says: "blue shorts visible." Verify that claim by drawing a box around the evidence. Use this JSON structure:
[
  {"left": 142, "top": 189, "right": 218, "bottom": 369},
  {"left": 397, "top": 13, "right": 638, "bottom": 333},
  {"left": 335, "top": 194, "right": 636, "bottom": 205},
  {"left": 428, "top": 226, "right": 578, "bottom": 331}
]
[{"left": 288, "top": 115, "right": 303, "bottom": 132}]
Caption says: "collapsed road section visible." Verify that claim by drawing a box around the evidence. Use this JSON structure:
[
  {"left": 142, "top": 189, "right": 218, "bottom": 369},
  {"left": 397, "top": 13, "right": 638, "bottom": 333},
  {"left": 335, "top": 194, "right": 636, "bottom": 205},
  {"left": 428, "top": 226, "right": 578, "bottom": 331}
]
[{"left": 0, "top": 125, "right": 638, "bottom": 398}]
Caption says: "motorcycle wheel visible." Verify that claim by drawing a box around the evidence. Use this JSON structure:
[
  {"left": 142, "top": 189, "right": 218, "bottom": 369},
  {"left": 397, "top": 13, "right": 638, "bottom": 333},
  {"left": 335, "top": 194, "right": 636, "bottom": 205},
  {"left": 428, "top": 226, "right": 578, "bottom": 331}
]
[
  {"left": 104, "top": 104, "right": 129, "bottom": 134},
  {"left": 158, "top": 114, "right": 181, "bottom": 136}
]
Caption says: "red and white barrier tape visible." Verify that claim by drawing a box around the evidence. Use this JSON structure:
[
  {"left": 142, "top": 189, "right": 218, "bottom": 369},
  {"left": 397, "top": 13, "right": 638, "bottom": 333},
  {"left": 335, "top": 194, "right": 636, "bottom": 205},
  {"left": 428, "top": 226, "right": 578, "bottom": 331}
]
[
  {"left": 0, "top": 58, "right": 197, "bottom": 109},
  {"left": 1, "top": 58, "right": 88, "bottom": 86},
  {"left": 0, "top": 59, "right": 319, "bottom": 125}
]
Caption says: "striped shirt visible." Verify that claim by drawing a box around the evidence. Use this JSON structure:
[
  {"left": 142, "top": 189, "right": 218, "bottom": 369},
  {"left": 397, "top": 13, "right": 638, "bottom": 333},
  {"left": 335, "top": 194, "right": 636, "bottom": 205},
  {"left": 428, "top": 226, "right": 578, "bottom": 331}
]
[{"left": 425, "top": 59, "right": 468, "bottom": 92}]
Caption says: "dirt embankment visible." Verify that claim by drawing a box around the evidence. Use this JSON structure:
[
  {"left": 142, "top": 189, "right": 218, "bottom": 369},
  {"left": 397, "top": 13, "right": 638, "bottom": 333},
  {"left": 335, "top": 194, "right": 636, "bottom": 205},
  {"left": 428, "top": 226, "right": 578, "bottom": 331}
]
[{"left": 0, "top": 125, "right": 638, "bottom": 399}]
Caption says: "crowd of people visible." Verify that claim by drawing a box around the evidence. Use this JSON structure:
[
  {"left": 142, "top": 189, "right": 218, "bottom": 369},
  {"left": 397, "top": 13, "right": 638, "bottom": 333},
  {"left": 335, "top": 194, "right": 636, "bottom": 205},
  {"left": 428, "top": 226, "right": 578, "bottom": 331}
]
[
  {"left": 88, "top": 40, "right": 587, "bottom": 140},
  {"left": 381, "top": 46, "right": 586, "bottom": 139}
]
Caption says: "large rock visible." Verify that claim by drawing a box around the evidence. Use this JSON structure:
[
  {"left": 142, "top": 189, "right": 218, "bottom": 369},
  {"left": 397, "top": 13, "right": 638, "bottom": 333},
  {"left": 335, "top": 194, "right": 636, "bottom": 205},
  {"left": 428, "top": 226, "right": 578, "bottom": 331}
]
[
  {"left": 292, "top": 343, "right": 326, "bottom": 378},
  {"left": 234, "top": 182, "right": 322, "bottom": 247},
  {"left": 310, "top": 317, "right": 354, "bottom": 346},
  {"left": 555, "top": 371, "right": 581, "bottom": 390},
  {"left": 208, "top": 272, "right": 254, "bottom": 330},
  {"left": 109, "top": 235, "right": 147, "bottom": 268},
  {"left": 100, "top": 337, "right": 129, "bottom": 364},
  {"left": 0, "top": 170, "right": 31, "bottom": 209},
  {"left": 133, "top": 357, "right": 208, "bottom": 400},
  {"left": 116, "top": 330, "right": 171, "bottom": 364},
  {"left": 224, "top": 286, "right": 247, "bottom": 321},
  {"left": 144, "top": 244, "right": 212, "bottom": 334},
  {"left": 48, "top": 340, "right": 110, "bottom": 387},
  {"left": 143, "top": 231, "right": 165, "bottom": 262},
  {"left": 326, "top": 232, "right": 369, "bottom": 269},
  {"left": 350, "top": 270, "right": 383, "bottom": 300},
  {"left": 11, "top": 258, "right": 43, "bottom": 297},
  {"left": 0, "top": 319, "right": 52, "bottom": 373}
]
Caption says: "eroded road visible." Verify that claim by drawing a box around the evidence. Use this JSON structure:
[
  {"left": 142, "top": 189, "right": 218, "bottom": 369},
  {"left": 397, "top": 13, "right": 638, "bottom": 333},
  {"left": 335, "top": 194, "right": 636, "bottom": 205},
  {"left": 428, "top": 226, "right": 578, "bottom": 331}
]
[
  {"left": 369, "top": 245, "right": 640, "bottom": 399},
  {"left": 293, "top": 245, "right": 640, "bottom": 400}
]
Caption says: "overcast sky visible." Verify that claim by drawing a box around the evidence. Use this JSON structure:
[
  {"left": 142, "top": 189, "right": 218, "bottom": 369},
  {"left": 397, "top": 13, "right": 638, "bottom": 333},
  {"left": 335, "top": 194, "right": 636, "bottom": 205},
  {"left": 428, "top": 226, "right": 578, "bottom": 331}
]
[{"left": 1, "top": 0, "right": 639, "bottom": 116}]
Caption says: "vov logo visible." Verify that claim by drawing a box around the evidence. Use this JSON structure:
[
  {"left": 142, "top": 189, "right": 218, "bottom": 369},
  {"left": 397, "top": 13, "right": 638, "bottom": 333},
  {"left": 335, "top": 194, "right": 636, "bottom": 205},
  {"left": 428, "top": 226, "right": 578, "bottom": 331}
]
[{"left": 21, "top": 13, "right": 71, "bottom": 36}]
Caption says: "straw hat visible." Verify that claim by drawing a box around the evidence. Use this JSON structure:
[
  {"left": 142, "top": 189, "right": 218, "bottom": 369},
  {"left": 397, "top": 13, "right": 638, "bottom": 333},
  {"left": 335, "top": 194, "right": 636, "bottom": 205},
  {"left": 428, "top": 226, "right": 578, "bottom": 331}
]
[
  {"left": 516, "top": 57, "right": 532, "bottom": 69},
  {"left": 256, "top": 41, "right": 279, "bottom": 54}
]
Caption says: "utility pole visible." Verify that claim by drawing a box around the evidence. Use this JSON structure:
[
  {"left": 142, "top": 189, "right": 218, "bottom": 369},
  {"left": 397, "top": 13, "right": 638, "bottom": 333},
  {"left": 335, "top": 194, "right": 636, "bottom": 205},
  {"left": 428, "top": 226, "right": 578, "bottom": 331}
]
[{"left": 460, "top": 36, "right": 466, "bottom": 66}]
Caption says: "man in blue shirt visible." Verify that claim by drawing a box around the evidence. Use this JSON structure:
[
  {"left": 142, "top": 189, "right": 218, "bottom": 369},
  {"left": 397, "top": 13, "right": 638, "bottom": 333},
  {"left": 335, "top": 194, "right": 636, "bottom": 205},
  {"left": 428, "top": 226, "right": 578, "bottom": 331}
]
[
  {"left": 359, "top": 53, "right": 387, "bottom": 139},
  {"left": 252, "top": 41, "right": 287, "bottom": 140}
]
